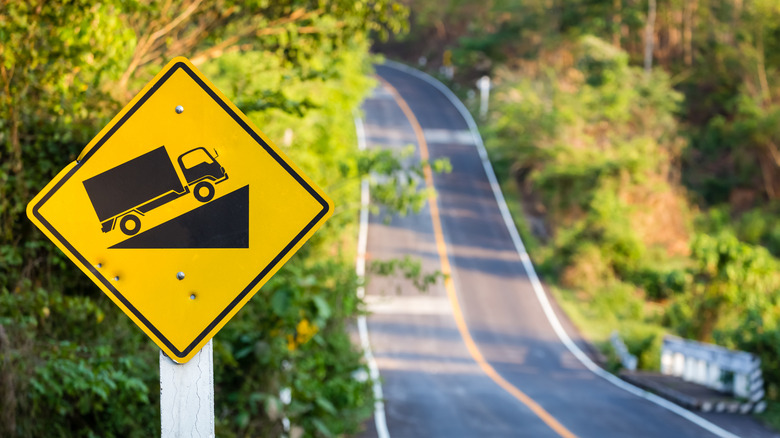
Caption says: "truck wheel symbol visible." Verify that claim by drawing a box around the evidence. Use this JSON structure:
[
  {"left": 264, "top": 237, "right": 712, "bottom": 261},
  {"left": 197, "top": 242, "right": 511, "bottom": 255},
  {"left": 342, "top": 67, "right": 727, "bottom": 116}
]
[
  {"left": 120, "top": 214, "right": 141, "bottom": 236},
  {"left": 194, "top": 181, "right": 215, "bottom": 202}
]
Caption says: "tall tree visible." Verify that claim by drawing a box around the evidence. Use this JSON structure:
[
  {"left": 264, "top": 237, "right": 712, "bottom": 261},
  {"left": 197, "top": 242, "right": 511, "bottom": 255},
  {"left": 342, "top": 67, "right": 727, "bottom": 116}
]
[{"left": 644, "top": 0, "right": 656, "bottom": 73}]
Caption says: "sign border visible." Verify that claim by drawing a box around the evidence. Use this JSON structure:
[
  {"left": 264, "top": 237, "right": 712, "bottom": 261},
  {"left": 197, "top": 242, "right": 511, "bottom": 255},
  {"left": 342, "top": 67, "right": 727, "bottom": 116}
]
[{"left": 28, "top": 59, "right": 331, "bottom": 361}]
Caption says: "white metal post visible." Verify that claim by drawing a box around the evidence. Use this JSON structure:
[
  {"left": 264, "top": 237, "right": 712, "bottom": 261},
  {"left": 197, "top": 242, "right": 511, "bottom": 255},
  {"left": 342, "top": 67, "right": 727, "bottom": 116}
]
[{"left": 160, "top": 340, "right": 215, "bottom": 438}]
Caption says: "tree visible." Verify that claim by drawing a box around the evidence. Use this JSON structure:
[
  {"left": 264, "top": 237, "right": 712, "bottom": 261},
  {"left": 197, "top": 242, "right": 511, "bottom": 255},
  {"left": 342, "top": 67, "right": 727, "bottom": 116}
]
[
  {"left": 0, "top": 1, "right": 414, "bottom": 435},
  {"left": 116, "top": 0, "right": 406, "bottom": 97}
]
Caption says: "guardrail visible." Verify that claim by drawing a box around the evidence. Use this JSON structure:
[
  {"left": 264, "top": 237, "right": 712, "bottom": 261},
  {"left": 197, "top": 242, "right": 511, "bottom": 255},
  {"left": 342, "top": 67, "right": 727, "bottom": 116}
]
[
  {"left": 660, "top": 335, "right": 765, "bottom": 413},
  {"left": 610, "top": 331, "right": 637, "bottom": 371}
]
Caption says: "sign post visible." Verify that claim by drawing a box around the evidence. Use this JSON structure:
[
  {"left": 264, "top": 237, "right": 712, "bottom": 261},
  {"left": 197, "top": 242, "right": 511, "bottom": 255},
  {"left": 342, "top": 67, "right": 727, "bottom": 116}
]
[
  {"left": 160, "top": 340, "right": 214, "bottom": 437},
  {"left": 27, "top": 57, "right": 333, "bottom": 432}
]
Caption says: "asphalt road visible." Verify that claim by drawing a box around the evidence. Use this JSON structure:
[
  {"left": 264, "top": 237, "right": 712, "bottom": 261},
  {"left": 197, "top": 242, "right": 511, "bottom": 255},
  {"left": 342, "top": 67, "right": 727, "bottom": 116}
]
[{"left": 356, "top": 62, "right": 780, "bottom": 438}]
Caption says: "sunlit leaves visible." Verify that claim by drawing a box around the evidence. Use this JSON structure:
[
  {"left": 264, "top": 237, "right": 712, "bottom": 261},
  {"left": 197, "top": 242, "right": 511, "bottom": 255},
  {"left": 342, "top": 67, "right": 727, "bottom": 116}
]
[{"left": 1, "top": 1, "right": 410, "bottom": 436}]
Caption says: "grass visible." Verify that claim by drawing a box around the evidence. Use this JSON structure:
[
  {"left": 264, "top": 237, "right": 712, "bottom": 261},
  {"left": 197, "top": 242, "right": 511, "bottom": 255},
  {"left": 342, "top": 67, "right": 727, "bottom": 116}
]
[{"left": 758, "top": 401, "right": 780, "bottom": 431}]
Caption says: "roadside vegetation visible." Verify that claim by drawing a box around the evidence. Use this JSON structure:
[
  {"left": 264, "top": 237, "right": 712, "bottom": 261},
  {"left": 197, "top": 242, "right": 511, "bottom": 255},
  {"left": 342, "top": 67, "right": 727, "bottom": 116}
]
[
  {"left": 379, "top": 0, "right": 780, "bottom": 419},
  {"left": 6, "top": 0, "right": 780, "bottom": 434},
  {"left": 0, "top": 1, "right": 421, "bottom": 436}
]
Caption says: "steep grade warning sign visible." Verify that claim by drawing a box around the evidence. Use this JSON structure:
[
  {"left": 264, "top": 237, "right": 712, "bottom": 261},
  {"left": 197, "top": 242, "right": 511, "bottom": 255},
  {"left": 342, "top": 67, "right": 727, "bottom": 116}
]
[{"left": 26, "top": 57, "right": 333, "bottom": 363}]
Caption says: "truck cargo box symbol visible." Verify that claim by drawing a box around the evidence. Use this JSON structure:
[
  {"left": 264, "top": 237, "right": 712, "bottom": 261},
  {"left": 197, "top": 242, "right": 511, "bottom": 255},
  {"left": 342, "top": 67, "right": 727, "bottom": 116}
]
[{"left": 82, "top": 145, "right": 228, "bottom": 236}]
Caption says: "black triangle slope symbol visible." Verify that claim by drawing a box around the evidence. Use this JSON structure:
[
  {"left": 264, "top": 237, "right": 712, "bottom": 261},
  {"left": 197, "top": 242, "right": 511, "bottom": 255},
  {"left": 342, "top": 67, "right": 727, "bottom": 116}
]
[{"left": 110, "top": 185, "right": 249, "bottom": 249}]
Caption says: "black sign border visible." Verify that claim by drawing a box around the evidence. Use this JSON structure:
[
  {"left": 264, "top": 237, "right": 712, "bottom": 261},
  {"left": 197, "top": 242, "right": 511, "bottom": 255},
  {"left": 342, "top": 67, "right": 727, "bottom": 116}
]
[{"left": 31, "top": 62, "right": 330, "bottom": 360}]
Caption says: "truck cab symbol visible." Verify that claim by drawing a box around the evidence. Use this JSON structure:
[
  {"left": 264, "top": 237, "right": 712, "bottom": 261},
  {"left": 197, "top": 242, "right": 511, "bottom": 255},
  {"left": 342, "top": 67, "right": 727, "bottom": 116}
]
[{"left": 82, "top": 146, "right": 229, "bottom": 236}]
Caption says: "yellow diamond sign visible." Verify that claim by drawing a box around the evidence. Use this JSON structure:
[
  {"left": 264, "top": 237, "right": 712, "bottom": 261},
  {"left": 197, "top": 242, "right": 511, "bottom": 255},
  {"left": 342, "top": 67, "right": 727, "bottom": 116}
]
[{"left": 26, "top": 57, "right": 333, "bottom": 363}]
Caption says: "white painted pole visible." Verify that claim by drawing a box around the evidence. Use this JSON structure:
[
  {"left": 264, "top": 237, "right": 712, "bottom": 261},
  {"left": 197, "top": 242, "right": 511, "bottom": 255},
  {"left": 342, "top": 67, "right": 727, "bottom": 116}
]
[
  {"left": 160, "top": 340, "right": 215, "bottom": 438},
  {"left": 477, "top": 75, "right": 491, "bottom": 119}
]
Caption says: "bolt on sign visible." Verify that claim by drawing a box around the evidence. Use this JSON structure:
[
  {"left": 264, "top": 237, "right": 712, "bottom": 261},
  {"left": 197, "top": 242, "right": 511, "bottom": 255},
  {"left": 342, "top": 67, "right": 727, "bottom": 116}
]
[{"left": 27, "top": 57, "right": 333, "bottom": 363}]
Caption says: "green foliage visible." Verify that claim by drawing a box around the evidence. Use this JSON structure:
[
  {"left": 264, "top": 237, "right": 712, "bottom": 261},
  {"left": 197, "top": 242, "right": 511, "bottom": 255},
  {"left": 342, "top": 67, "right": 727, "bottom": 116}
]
[
  {"left": 0, "top": 284, "right": 159, "bottom": 437},
  {"left": 1, "top": 1, "right": 413, "bottom": 436},
  {"left": 0, "top": 0, "right": 133, "bottom": 294},
  {"left": 758, "top": 401, "right": 780, "bottom": 431},
  {"left": 117, "top": 0, "right": 408, "bottom": 97},
  {"left": 715, "top": 309, "right": 780, "bottom": 401},
  {"left": 627, "top": 267, "right": 689, "bottom": 301},
  {"left": 481, "top": 31, "right": 780, "bottom": 397},
  {"left": 488, "top": 37, "right": 684, "bottom": 289},
  {"left": 30, "top": 344, "right": 151, "bottom": 437},
  {"left": 395, "top": 0, "right": 780, "bottom": 412},
  {"left": 620, "top": 325, "right": 665, "bottom": 371},
  {"left": 688, "top": 96, "right": 780, "bottom": 205},
  {"left": 698, "top": 203, "right": 780, "bottom": 257},
  {"left": 487, "top": 45, "right": 678, "bottom": 340},
  {"left": 369, "top": 255, "right": 442, "bottom": 293},
  {"left": 395, "top": 0, "right": 780, "bottom": 206},
  {"left": 358, "top": 146, "right": 451, "bottom": 219},
  {"left": 667, "top": 232, "right": 780, "bottom": 340},
  {"left": 212, "top": 257, "right": 372, "bottom": 437},
  {"left": 590, "top": 282, "right": 644, "bottom": 322}
]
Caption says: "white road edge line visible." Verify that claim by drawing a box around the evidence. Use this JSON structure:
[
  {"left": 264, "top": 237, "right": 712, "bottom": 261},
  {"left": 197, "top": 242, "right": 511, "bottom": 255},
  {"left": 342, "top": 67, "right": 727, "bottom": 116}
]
[
  {"left": 354, "top": 114, "right": 391, "bottom": 438},
  {"left": 381, "top": 59, "right": 740, "bottom": 438}
]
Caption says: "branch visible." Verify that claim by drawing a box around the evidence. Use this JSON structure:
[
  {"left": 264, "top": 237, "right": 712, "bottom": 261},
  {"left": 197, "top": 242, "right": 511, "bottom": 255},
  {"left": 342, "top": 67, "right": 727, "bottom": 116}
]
[
  {"left": 118, "top": 0, "right": 204, "bottom": 92},
  {"left": 767, "top": 141, "right": 780, "bottom": 167},
  {"left": 145, "top": 0, "right": 204, "bottom": 48},
  {"left": 759, "top": 154, "right": 777, "bottom": 200},
  {"left": 190, "top": 8, "right": 323, "bottom": 65},
  {"left": 118, "top": 5, "right": 327, "bottom": 96},
  {"left": 190, "top": 34, "right": 241, "bottom": 65}
]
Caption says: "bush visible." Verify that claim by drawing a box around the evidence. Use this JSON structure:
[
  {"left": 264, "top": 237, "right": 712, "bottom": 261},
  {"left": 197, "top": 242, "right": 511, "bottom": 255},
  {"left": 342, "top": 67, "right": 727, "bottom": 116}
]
[
  {"left": 715, "top": 309, "right": 780, "bottom": 401},
  {"left": 666, "top": 232, "right": 780, "bottom": 342},
  {"left": 621, "top": 325, "right": 665, "bottom": 371},
  {"left": 0, "top": 284, "right": 158, "bottom": 437},
  {"left": 628, "top": 268, "right": 689, "bottom": 301},
  {"left": 591, "top": 282, "right": 644, "bottom": 322},
  {"left": 487, "top": 37, "right": 685, "bottom": 289},
  {"left": 0, "top": 2, "right": 411, "bottom": 436}
]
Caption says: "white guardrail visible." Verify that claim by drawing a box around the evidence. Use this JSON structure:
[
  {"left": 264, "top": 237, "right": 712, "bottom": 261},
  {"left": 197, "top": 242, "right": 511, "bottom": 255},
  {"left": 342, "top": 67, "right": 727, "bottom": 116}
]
[
  {"left": 610, "top": 331, "right": 638, "bottom": 371},
  {"left": 661, "top": 335, "right": 766, "bottom": 413}
]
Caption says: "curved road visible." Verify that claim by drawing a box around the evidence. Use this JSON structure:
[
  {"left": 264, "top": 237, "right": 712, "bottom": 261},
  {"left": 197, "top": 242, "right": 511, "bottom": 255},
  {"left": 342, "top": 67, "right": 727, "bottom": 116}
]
[{"left": 356, "top": 63, "right": 777, "bottom": 438}]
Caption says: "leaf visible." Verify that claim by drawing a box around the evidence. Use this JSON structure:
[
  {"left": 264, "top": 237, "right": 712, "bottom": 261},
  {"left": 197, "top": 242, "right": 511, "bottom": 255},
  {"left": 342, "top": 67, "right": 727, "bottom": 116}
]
[
  {"left": 271, "top": 289, "right": 291, "bottom": 317},
  {"left": 236, "top": 411, "right": 250, "bottom": 428},
  {"left": 312, "top": 295, "right": 331, "bottom": 320},
  {"left": 311, "top": 418, "right": 334, "bottom": 438},
  {"left": 315, "top": 396, "right": 337, "bottom": 414}
]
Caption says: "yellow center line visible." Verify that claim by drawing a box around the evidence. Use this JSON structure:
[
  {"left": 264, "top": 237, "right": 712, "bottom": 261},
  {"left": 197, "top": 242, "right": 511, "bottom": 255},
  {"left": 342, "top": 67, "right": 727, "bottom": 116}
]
[{"left": 378, "top": 76, "right": 577, "bottom": 438}]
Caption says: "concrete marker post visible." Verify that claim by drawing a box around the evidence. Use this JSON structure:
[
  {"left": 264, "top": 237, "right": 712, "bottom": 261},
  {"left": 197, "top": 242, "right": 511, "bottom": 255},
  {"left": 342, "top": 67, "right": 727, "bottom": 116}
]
[
  {"left": 160, "top": 340, "right": 215, "bottom": 438},
  {"left": 477, "top": 75, "right": 491, "bottom": 119}
]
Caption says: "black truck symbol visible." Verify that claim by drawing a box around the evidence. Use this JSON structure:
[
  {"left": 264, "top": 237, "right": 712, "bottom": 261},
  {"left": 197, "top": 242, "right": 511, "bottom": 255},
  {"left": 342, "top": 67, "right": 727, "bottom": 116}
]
[{"left": 83, "top": 146, "right": 229, "bottom": 236}]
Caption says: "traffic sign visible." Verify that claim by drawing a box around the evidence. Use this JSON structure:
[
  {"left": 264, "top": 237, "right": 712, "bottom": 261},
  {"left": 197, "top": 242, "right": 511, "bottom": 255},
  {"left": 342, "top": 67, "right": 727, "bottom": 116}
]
[{"left": 27, "top": 57, "right": 333, "bottom": 363}]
